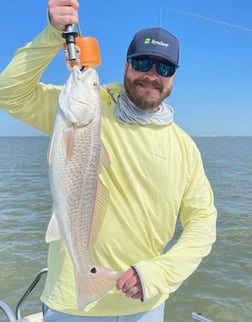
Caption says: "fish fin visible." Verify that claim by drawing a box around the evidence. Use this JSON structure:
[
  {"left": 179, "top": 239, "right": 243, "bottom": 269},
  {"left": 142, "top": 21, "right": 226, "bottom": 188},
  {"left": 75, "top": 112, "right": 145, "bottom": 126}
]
[
  {"left": 74, "top": 265, "right": 121, "bottom": 310},
  {"left": 63, "top": 127, "right": 74, "bottom": 161},
  {"left": 45, "top": 212, "right": 61, "bottom": 243},
  {"left": 48, "top": 131, "right": 56, "bottom": 165},
  {"left": 88, "top": 180, "right": 110, "bottom": 250}
]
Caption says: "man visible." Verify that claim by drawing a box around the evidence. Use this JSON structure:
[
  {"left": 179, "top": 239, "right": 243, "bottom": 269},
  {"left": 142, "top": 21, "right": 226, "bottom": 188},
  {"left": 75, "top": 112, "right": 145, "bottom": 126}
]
[{"left": 0, "top": 0, "right": 217, "bottom": 321}]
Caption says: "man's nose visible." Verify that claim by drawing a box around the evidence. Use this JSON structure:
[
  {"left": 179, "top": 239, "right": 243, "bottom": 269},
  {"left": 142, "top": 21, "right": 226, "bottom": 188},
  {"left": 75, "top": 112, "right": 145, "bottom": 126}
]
[{"left": 144, "top": 64, "right": 158, "bottom": 77}]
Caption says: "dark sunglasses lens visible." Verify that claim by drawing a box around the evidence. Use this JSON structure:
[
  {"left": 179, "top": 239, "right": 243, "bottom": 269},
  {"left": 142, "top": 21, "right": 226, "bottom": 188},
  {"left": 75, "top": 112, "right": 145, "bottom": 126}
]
[
  {"left": 131, "top": 59, "right": 153, "bottom": 72},
  {"left": 130, "top": 58, "right": 176, "bottom": 77},
  {"left": 156, "top": 63, "right": 176, "bottom": 77}
]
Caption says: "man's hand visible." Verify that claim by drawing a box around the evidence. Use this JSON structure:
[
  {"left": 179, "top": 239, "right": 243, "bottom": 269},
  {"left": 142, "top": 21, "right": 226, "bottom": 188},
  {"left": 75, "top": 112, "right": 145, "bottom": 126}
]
[
  {"left": 48, "top": 0, "right": 79, "bottom": 31},
  {"left": 117, "top": 267, "right": 143, "bottom": 301}
]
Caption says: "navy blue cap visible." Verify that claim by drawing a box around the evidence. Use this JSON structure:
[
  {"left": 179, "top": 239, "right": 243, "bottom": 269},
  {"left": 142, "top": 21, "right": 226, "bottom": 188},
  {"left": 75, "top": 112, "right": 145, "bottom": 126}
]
[{"left": 127, "top": 27, "right": 179, "bottom": 67}]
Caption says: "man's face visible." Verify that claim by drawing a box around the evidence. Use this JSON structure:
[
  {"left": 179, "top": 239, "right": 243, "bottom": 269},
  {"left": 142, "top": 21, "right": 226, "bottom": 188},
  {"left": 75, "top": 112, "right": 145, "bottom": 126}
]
[{"left": 124, "top": 57, "right": 176, "bottom": 112}]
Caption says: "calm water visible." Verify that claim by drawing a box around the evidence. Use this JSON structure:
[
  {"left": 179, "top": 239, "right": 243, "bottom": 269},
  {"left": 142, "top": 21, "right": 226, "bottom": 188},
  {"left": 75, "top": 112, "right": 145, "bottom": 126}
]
[{"left": 0, "top": 136, "right": 251, "bottom": 322}]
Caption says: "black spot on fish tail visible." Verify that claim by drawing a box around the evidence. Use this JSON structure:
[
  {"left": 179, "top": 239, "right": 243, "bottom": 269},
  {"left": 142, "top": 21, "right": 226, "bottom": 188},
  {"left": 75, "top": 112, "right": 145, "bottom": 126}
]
[{"left": 90, "top": 267, "right": 97, "bottom": 274}]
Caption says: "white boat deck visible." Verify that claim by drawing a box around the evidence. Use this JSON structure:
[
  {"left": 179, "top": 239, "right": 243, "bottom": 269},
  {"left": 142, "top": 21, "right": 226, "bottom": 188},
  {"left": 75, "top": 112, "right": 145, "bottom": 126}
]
[{"left": 19, "top": 313, "right": 42, "bottom": 322}]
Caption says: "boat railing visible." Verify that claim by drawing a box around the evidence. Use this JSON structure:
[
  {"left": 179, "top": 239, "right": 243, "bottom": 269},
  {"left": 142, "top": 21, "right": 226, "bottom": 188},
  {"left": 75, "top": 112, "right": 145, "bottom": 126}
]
[
  {"left": 192, "top": 311, "right": 215, "bottom": 322},
  {"left": 0, "top": 268, "right": 47, "bottom": 322},
  {"left": 0, "top": 301, "right": 16, "bottom": 322},
  {"left": 15, "top": 268, "right": 48, "bottom": 320}
]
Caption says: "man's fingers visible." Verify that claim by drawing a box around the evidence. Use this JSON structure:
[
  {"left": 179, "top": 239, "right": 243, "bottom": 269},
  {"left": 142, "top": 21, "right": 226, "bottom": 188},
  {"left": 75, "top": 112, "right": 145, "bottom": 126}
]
[
  {"left": 116, "top": 267, "right": 135, "bottom": 290},
  {"left": 117, "top": 267, "right": 143, "bottom": 300},
  {"left": 124, "top": 285, "right": 143, "bottom": 300},
  {"left": 121, "top": 276, "right": 139, "bottom": 292},
  {"left": 48, "top": 0, "right": 79, "bottom": 31}
]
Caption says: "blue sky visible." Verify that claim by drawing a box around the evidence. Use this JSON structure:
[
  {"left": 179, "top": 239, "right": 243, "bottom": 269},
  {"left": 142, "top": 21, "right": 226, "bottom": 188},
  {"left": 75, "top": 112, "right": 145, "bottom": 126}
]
[{"left": 1, "top": 0, "right": 252, "bottom": 136}]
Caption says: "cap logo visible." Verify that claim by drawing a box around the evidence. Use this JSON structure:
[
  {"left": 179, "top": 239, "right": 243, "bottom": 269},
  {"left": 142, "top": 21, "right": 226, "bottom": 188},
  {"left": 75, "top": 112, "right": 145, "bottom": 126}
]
[{"left": 144, "top": 37, "right": 170, "bottom": 48}]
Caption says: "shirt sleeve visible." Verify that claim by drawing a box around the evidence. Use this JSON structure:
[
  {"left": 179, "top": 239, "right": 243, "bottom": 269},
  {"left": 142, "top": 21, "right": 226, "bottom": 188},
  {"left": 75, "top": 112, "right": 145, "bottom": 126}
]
[
  {"left": 0, "top": 24, "right": 64, "bottom": 135},
  {"left": 133, "top": 147, "right": 217, "bottom": 301}
]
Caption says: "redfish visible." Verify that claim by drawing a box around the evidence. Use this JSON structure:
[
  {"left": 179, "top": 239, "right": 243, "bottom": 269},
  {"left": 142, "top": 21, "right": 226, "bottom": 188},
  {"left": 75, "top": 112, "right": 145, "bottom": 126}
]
[{"left": 46, "top": 66, "right": 120, "bottom": 310}]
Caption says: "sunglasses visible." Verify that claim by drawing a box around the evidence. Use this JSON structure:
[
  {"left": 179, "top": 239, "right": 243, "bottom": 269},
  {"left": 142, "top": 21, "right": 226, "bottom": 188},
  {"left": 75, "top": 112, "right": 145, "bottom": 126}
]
[{"left": 128, "top": 57, "right": 177, "bottom": 77}]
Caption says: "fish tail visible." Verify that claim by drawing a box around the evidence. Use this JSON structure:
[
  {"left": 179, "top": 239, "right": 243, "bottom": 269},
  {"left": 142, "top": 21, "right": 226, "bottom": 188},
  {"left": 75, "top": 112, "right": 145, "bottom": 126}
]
[{"left": 74, "top": 266, "right": 121, "bottom": 310}]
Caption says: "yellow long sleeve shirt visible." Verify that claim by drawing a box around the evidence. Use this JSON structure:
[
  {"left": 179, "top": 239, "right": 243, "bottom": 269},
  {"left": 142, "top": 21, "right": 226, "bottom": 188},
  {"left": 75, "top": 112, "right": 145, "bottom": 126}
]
[{"left": 0, "top": 25, "right": 217, "bottom": 316}]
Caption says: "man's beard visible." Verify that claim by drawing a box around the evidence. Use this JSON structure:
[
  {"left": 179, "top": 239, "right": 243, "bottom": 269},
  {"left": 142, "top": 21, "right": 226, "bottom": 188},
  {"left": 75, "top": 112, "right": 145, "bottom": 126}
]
[{"left": 124, "top": 75, "right": 172, "bottom": 111}]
